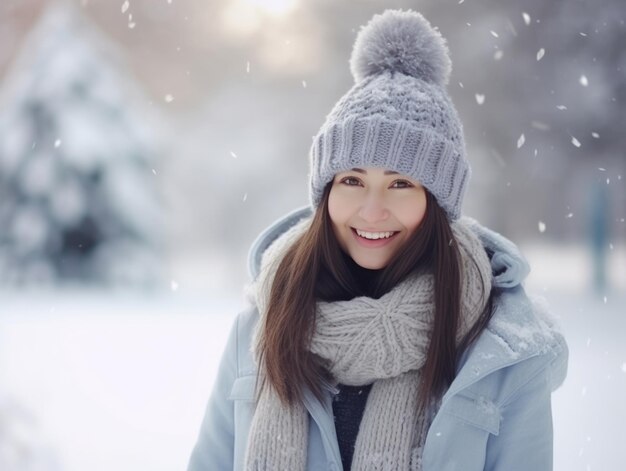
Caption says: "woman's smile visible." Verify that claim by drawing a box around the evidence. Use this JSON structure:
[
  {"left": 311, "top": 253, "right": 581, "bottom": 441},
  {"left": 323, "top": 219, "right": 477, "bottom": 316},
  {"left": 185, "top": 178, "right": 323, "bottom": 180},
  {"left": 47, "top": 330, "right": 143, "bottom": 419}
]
[{"left": 351, "top": 227, "right": 400, "bottom": 248}]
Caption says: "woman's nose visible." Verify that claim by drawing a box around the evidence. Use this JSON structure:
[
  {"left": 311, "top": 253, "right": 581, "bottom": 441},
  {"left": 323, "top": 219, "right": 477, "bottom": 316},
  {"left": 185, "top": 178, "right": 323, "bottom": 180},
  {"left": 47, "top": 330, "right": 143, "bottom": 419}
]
[{"left": 358, "top": 195, "right": 389, "bottom": 223}]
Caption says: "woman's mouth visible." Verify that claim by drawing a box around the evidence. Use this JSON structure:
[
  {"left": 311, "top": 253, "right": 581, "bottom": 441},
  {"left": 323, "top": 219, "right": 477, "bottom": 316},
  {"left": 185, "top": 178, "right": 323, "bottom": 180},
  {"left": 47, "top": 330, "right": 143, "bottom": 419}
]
[{"left": 351, "top": 228, "right": 399, "bottom": 247}]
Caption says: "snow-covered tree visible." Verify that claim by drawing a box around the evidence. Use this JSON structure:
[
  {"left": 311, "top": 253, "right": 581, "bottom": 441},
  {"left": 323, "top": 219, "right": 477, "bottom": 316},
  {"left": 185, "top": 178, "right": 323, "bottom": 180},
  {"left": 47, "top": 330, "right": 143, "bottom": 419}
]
[{"left": 0, "top": 1, "right": 166, "bottom": 288}]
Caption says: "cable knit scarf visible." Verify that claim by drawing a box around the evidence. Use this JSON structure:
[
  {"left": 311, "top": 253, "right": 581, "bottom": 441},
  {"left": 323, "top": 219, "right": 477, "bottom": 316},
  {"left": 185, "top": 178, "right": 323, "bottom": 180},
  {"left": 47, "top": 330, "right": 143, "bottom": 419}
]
[{"left": 244, "top": 216, "right": 492, "bottom": 470}]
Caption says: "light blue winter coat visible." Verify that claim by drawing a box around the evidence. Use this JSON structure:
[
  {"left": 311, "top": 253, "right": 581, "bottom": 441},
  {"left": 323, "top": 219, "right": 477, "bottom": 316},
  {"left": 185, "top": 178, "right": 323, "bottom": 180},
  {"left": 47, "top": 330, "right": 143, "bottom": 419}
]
[{"left": 187, "top": 207, "right": 568, "bottom": 471}]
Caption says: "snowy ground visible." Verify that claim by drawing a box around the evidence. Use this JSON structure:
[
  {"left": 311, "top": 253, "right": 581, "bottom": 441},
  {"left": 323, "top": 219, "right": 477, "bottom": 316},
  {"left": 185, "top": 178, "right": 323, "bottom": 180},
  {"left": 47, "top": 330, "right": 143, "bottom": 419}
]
[
  {"left": 0, "top": 290, "right": 243, "bottom": 471},
  {"left": 0, "top": 245, "right": 624, "bottom": 471}
]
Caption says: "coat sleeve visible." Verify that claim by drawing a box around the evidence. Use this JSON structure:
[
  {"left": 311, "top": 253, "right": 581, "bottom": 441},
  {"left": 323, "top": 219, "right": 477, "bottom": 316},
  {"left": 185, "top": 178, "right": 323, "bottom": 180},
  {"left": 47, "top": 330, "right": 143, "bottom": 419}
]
[
  {"left": 186, "top": 315, "right": 240, "bottom": 471},
  {"left": 484, "top": 364, "right": 555, "bottom": 471}
]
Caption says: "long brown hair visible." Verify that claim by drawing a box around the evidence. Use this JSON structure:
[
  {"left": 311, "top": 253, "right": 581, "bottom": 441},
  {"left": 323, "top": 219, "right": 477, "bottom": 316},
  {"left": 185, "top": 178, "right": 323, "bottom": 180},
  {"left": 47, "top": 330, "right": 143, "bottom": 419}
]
[{"left": 256, "top": 181, "right": 494, "bottom": 408}]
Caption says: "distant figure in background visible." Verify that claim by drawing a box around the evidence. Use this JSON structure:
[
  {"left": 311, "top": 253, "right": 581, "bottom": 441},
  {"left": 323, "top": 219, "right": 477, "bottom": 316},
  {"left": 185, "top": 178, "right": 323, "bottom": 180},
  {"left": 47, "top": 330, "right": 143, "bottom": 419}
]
[
  {"left": 589, "top": 180, "right": 609, "bottom": 296},
  {"left": 188, "top": 10, "right": 568, "bottom": 471}
]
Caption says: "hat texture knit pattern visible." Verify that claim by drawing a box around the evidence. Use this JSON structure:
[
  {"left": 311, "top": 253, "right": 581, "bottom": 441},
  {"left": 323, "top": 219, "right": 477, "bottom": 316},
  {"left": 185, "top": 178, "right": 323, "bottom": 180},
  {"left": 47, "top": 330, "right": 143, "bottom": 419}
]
[{"left": 309, "top": 9, "right": 470, "bottom": 220}]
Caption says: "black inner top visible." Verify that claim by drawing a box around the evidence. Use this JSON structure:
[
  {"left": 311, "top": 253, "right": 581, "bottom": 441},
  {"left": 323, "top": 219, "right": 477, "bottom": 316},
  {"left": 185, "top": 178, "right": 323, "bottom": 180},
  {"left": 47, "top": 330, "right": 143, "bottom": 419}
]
[
  {"left": 332, "top": 383, "right": 373, "bottom": 470},
  {"left": 331, "top": 252, "right": 380, "bottom": 469},
  {"left": 341, "top": 248, "right": 383, "bottom": 297}
]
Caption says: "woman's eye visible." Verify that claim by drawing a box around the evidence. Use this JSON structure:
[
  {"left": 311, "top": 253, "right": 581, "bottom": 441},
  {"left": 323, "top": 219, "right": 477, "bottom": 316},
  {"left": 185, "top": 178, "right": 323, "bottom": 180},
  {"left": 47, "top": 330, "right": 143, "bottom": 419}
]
[
  {"left": 391, "top": 180, "right": 413, "bottom": 189},
  {"left": 339, "top": 177, "right": 413, "bottom": 188},
  {"left": 341, "top": 177, "right": 361, "bottom": 186}
]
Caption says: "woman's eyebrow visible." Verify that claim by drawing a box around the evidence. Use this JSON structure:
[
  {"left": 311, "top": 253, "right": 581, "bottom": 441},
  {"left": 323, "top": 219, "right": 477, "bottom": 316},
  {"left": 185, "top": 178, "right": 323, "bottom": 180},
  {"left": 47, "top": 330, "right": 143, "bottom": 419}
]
[{"left": 350, "top": 168, "right": 400, "bottom": 175}]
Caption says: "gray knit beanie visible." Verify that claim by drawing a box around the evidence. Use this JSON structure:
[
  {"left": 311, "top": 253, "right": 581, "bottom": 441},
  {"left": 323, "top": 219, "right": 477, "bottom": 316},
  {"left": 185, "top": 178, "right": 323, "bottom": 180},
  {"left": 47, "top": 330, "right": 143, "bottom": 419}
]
[{"left": 308, "top": 9, "right": 470, "bottom": 220}]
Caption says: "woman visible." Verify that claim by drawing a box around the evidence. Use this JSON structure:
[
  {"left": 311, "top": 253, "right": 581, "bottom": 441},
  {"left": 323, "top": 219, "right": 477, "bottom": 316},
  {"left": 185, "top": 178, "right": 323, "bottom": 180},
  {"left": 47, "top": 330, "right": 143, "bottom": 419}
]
[{"left": 188, "top": 9, "right": 568, "bottom": 471}]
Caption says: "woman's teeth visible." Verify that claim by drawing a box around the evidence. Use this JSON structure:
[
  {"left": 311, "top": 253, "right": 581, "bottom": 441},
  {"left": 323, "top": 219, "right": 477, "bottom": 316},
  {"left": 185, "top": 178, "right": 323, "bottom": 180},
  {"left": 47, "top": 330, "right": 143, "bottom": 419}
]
[{"left": 355, "top": 229, "right": 396, "bottom": 240}]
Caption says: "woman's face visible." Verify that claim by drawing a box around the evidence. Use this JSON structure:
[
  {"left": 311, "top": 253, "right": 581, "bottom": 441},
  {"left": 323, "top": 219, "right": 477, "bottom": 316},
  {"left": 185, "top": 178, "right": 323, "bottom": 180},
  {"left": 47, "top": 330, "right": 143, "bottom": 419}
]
[{"left": 328, "top": 167, "right": 427, "bottom": 270}]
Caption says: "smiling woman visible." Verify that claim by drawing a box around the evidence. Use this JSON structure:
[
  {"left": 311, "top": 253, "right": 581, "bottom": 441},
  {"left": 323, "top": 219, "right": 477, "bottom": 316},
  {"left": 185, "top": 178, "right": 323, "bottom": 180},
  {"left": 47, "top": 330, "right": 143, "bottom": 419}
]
[{"left": 188, "top": 9, "right": 568, "bottom": 471}]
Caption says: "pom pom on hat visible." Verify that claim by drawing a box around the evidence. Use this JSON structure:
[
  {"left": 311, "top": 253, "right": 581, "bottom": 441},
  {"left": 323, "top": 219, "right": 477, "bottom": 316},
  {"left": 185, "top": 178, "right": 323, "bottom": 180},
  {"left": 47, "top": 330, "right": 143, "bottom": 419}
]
[{"left": 349, "top": 9, "right": 452, "bottom": 86}]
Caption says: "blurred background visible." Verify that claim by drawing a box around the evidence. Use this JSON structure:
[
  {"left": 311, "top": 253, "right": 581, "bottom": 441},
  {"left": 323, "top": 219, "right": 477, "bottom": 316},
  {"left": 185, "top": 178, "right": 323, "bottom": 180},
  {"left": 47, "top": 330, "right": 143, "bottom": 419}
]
[{"left": 0, "top": 0, "right": 624, "bottom": 470}]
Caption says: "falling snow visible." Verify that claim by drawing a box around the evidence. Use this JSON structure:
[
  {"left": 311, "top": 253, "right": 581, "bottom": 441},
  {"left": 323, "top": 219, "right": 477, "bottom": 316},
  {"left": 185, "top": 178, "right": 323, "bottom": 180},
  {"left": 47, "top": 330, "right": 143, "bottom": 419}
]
[
  {"left": 538, "top": 221, "right": 546, "bottom": 233},
  {"left": 0, "top": 3, "right": 624, "bottom": 471},
  {"left": 476, "top": 396, "right": 501, "bottom": 418}
]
